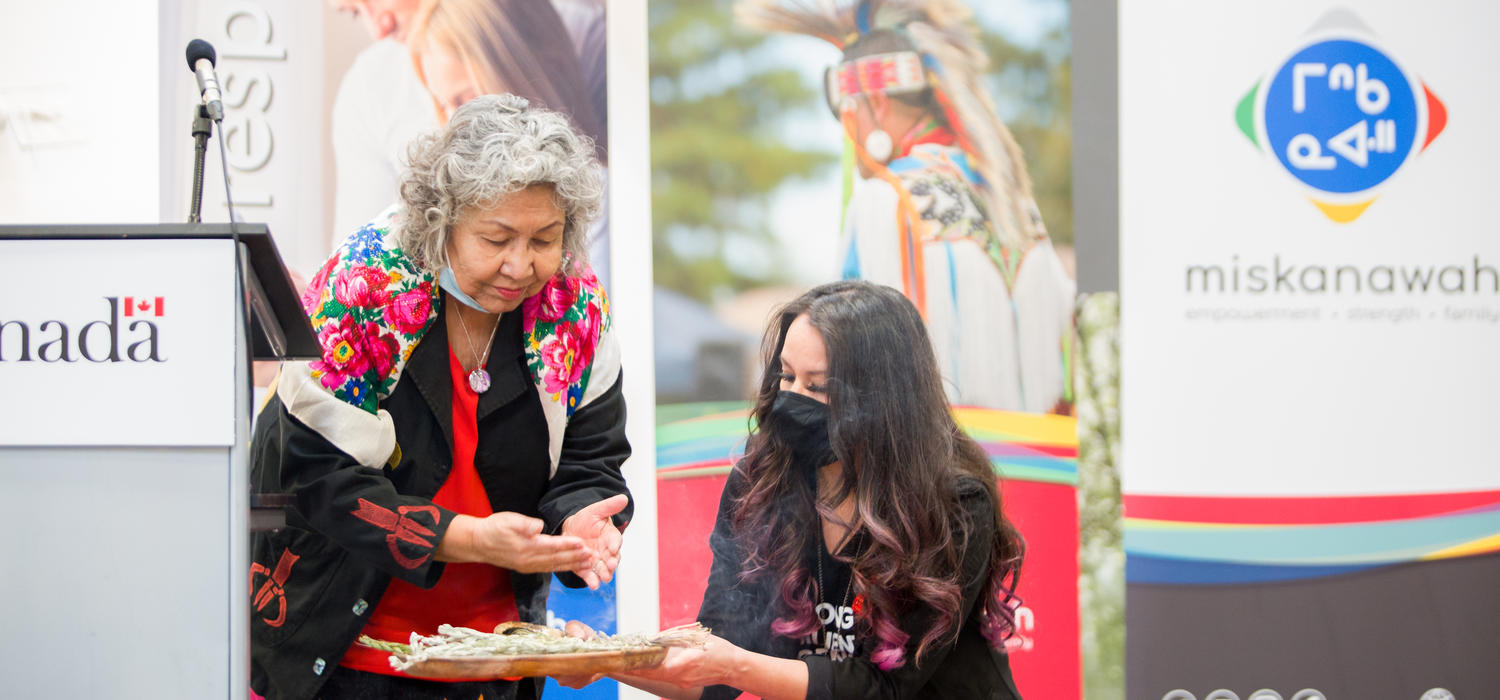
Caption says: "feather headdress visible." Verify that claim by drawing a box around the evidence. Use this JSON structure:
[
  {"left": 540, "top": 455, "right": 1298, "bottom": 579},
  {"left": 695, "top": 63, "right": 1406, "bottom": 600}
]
[{"left": 737, "top": 0, "right": 1048, "bottom": 251}]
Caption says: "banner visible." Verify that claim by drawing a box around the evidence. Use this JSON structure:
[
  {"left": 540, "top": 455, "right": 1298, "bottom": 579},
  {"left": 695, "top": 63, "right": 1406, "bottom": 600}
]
[
  {"left": 649, "top": 1, "right": 1082, "bottom": 696},
  {"left": 1121, "top": 2, "right": 1500, "bottom": 698}
]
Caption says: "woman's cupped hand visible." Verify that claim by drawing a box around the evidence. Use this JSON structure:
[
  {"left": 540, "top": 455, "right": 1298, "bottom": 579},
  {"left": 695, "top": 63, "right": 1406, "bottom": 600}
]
[
  {"left": 437, "top": 511, "right": 592, "bottom": 574},
  {"left": 435, "top": 494, "right": 629, "bottom": 589},
  {"left": 560, "top": 494, "right": 630, "bottom": 590}
]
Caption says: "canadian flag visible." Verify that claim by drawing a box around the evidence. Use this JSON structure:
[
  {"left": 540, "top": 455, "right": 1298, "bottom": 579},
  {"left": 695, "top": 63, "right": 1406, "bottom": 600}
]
[{"left": 123, "top": 296, "right": 165, "bottom": 317}]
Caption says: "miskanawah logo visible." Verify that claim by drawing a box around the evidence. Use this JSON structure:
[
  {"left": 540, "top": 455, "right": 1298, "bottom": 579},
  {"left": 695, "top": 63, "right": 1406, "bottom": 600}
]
[{"left": 1236, "top": 9, "right": 1446, "bottom": 223}]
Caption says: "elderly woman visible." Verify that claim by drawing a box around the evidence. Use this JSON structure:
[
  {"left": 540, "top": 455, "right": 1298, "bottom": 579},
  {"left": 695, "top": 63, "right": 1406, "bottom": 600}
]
[{"left": 248, "top": 94, "right": 630, "bottom": 700}]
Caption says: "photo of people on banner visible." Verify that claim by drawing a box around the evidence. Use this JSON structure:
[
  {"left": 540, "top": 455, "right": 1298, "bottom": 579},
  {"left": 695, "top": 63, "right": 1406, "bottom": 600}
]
[
  {"left": 328, "top": 0, "right": 609, "bottom": 289},
  {"left": 651, "top": 1, "right": 1084, "bottom": 698}
]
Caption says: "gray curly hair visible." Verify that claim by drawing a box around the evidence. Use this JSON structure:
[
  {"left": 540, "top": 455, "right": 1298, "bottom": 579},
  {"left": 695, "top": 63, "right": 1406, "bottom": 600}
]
[{"left": 397, "top": 94, "right": 603, "bottom": 273}]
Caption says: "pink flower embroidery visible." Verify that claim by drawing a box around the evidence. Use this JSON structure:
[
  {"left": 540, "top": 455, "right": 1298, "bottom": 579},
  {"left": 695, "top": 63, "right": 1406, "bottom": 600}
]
[
  {"left": 383, "top": 284, "right": 433, "bottom": 336},
  {"left": 333, "top": 264, "right": 392, "bottom": 309},
  {"left": 539, "top": 276, "right": 578, "bottom": 321},
  {"left": 364, "top": 326, "right": 400, "bottom": 377},
  {"left": 311, "top": 316, "right": 373, "bottom": 392},
  {"left": 573, "top": 267, "right": 600, "bottom": 290},
  {"left": 312, "top": 315, "right": 400, "bottom": 390},
  {"left": 314, "top": 366, "right": 351, "bottom": 391},
  {"left": 303, "top": 257, "right": 339, "bottom": 314},
  {"left": 579, "top": 299, "right": 603, "bottom": 348},
  {"left": 315, "top": 314, "right": 372, "bottom": 378},
  {"left": 539, "top": 329, "right": 586, "bottom": 394},
  {"left": 565, "top": 301, "right": 602, "bottom": 375}
]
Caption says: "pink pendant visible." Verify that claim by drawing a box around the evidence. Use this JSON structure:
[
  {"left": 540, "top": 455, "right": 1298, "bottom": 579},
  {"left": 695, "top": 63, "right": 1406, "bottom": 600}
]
[{"left": 468, "top": 368, "right": 491, "bottom": 394}]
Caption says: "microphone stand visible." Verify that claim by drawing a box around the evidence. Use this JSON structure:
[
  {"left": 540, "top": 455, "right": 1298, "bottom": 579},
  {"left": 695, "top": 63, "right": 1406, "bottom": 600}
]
[{"left": 187, "top": 103, "right": 214, "bottom": 223}]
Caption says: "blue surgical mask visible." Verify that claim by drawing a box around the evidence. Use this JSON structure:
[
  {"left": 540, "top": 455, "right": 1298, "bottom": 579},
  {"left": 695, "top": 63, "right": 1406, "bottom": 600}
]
[{"left": 438, "top": 267, "right": 488, "bottom": 312}]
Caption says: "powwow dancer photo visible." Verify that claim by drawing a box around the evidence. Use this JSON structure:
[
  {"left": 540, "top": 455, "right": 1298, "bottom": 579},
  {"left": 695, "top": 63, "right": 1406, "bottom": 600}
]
[{"left": 742, "top": 0, "right": 1075, "bottom": 413}]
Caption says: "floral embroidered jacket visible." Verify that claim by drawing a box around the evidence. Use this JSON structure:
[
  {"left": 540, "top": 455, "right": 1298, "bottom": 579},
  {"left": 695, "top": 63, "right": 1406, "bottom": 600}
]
[
  {"left": 298, "top": 204, "right": 619, "bottom": 471},
  {"left": 248, "top": 206, "right": 630, "bottom": 700}
]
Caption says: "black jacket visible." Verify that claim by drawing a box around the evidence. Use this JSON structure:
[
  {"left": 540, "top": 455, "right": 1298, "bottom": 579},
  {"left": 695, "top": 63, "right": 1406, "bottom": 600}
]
[
  {"left": 697, "top": 468, "right": 1022, "bottom": 700},
  {"left": 248, "top": 306, "right": 631, "bottom": 700}
]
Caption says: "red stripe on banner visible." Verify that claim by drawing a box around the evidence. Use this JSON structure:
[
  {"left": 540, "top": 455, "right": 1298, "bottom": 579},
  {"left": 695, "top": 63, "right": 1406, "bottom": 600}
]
[
  {"left": 1017, "top": 442, "right": 1077, "bottom": 459},
  {"left": 657, "top": 459, "right": 735, "bottom": 475},
  {"left": 1123, "top": 489, "right": 1500, "bottom": 525}
]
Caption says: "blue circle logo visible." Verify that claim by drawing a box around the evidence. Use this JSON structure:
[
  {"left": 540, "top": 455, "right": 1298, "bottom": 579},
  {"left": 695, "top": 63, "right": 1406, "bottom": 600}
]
[{"left": 1263, "top": 39, "right": 1418, "bottom": 196}]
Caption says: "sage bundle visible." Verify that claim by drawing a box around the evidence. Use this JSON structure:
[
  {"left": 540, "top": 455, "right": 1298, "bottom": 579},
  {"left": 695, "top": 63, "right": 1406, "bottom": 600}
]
[{"left": 359, "top": 622, "right": 711, "bottom": 674}]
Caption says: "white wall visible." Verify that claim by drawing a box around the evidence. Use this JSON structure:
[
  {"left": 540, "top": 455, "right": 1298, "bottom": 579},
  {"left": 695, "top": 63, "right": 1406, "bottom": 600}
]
[
  {"left": 0, "top": 1, "right": 162, "bottom": 223},
  {"left": 607, "top": 4, "right": 662, "bottom": 700}
]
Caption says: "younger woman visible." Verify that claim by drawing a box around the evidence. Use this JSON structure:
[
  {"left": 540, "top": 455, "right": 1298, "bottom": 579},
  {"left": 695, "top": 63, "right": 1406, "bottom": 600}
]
[{"left": 571, "top": 280, "right": 1025, "bottom": 699}]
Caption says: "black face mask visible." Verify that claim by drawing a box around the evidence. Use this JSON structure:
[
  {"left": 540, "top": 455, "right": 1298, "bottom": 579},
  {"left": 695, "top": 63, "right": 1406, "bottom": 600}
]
[{"left": 765, "top": 390, "right": 838, "bottom": 471}]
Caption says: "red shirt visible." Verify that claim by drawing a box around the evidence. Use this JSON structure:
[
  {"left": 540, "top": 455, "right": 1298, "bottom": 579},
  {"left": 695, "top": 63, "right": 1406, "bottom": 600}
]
[{"left": 340, "top": 346, "right": 520, "bottom": 676}]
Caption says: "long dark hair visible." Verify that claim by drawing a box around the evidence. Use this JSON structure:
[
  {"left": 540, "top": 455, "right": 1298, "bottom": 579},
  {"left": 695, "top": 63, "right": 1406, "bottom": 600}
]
[{"left": 733, "top": 280, "right": 1024, "bottom": 669}]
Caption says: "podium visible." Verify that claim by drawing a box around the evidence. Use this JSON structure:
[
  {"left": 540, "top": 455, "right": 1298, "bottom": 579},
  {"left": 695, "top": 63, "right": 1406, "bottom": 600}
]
[{"left": 0, "top": 225, "right": 316, "bottom": 698}]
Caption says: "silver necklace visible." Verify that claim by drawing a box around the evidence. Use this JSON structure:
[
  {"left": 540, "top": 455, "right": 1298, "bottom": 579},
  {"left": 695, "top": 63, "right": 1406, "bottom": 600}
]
[
  {"left": 454, "top": 306, "right": 499, "bottom": 394},
  {"left": 815, "top": 537, "right": 854, "bottom": 613},
  {"left": 815, "top": 480, "right": 854, "bottom": 614}
]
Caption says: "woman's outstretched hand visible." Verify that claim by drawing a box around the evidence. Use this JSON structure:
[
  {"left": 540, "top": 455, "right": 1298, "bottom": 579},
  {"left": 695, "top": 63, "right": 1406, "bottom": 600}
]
[
  {"left": 437, "top": 512, "right": 592, "bottom": 573},
  {"left": 553, "top": 620, "right": 708, "bottom": 700},
  {"left": 560, "top": 494, "right": 630, "bottom": 589},
  {"left": 552, "top": 620, "right": 607, "bottom": 689},
  {"left": 626, "top": 634, "right": 740, "bottom": 689}
]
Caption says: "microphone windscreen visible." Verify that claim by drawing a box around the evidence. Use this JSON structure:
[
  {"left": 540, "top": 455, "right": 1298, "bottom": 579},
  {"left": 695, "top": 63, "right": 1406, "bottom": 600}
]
[{"left": 185, "top": 39, "right": 217, "bottom": 70}]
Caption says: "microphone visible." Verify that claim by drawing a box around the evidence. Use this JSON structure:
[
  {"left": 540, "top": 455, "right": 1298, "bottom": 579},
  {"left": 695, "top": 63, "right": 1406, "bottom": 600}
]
[{"left": 185, "top": 39, "right": 225, "bottom": 121}]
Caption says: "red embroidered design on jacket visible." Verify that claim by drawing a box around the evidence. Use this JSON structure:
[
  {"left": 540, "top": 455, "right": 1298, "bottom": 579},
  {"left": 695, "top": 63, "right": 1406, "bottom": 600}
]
[
  {"left": 250, "top": 548, "right": 300, "bottom": 627},
  {"left": 350, "top": 498, "right": 440, "bottom": 569}
]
